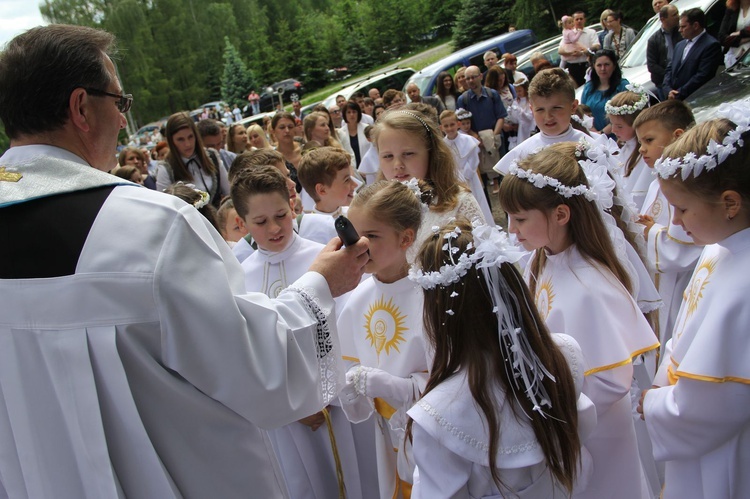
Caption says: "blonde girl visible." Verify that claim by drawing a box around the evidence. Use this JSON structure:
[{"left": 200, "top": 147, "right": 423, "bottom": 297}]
[
  {"left": 246, "top": 124, "right": 271, "bottom": 150},
  {"left": 639, "top": 112, "right": 750, "bottom": 499},
  {"left": 499, "top": 141, "right": 659, "bottom": 499},
  {"left": 606, "top": 86, "right": 651, "bottom": 209},
  {"left": 373, "top": 109, "right": 487, "bottom": 262},
  {"left": 407, "top": 219, "right": 591, "bottom": 498},
  {"left": 337, "top": 180, "right": 429, "bottom": 499},
  {"left": 303, "top": 111, "right": 343, "bottom": 149}
]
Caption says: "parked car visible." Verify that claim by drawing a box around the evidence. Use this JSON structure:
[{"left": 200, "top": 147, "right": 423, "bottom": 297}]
[
  {"left": 189, "top": 100, "right": 228, "bottom": 121},
  {"left": 321, "top": 67, "right": 416, "bottom": 109},
  {"left": 128, "top": 120, "right": 166, "bottom": 146},
  {"left": 259, "top": 79, "right": 305, "bottom": 112},
  {"left": 505, "top": 24, "right": 603, "bottom": 81},
  {"left": 403, "top": 30, "right": 538, "bottom": 96},
  {"left": 237, "top": 111, "right": 276, "bottom": 129},
  {"left": 687, "top": 50, "right": 750, "bottom": 122}
]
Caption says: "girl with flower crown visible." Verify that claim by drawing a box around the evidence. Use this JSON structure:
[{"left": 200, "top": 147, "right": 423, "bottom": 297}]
[
  {"left": 499, "top": 141, "right": 659, "bottom": 499},
  {"left": 637, "top": 111, "right": 750, "bottom": 498},
  {"left": 373, "top": 109, "right": 487, "bottom": 263},
  {"left": 605, "top": 87, "right": 652, "bottom": 209},
  {"left": 337, "top": 180, "right": 431, "bottom": 499},
  {"left": 406, "top": 219, "right": 596, "bottom": 498}
]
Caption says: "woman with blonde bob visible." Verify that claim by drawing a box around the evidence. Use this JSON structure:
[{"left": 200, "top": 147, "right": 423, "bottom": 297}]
[{"left": 246, "top": 124, "right": 271, "bottom": 150}]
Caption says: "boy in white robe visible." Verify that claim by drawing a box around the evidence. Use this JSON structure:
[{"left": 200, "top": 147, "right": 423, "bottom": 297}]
[
  {"left": 440, "top": 109, "right": 495, "bottom": 224},
  {"left": 233, "top": 165, "right": 373, "bottom": 499},
  {"left": 634, "top": 101, "right": 703, "bottom": 352}
]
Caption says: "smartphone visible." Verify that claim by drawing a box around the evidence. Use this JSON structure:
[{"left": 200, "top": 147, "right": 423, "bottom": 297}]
[{"left": 335, "top": 215, "right": 360, "bottom": 247}]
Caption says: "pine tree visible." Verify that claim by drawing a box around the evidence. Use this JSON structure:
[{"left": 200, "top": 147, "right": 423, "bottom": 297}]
[
  {"left": 453, "top": 0, "right": 514, "bottom": 49},
  {"left": 221, "top": 37, "right": 257, "bottom": 108}
]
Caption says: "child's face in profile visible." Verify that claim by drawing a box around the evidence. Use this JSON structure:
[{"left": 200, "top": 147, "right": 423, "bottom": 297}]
[
  {"left": 609, "top": 115, "right": 636, "bottom": 142},
  {"left": 322, "top": 168, "right": 357, "bottom": 208},
  {"left": 636, "top": 120, "right": 679, "bottom": 168},
  {"left": 347, "top": 206, "right": 412, "bottom": 283},
  {"left": 530, "top": 93, "right": 577, "bottom": 136},
  {"left": 224, "top": 207, "right": 248, "bottom": 242},
  {"left": 440, "top": 117, "right": 459, "bottom": 140},
  {"left": 240, "top": 192, "right": 294, "bottom": 253},
  {"left": 459, "top": 119, "right": 472, "bottom": 133}
]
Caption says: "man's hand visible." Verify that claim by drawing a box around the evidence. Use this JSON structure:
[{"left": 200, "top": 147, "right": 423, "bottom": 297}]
[
  {"left": 668, "top": 90, "right": 680, "bottom": 100},
  {"left": 309, "top": 237, "right": 369, "bottom": 297}
]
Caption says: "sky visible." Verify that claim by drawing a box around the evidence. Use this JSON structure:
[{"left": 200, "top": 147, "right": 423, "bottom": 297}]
[{"left": 0, "top": 0, "right": 47, "bottom": 49}]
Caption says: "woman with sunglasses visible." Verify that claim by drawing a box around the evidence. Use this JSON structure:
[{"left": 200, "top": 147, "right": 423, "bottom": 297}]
[{"left": 155, "top": 112, "right": 229, "bottom": 208}]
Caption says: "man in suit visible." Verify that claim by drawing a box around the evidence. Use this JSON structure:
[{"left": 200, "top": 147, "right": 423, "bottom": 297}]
[
  {"left": 648, "top": 4, "right": 682, "bottom": 99},
  {"left": 663, "top": 8, "right": 722, "bottom": 100}
]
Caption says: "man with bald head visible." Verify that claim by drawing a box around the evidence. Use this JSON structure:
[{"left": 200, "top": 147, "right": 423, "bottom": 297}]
[
  {"left": 653, "top": 0, "right": 670, "bottom": 14},
  {"left": 456, "top": 65, "right": 507, "bottom": 194},
  {"left": 648, "top": 4, "right": 682, "bottom": 98},
  {"left": 368, "top": 87, "right": 380, "bottom": 100},
  {"left": 405, "top": 82, "right": 445, "bottom": 114}
]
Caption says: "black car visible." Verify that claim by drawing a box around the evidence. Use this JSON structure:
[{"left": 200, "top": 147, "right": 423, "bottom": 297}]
[
  {"left": 259, "top": 79, "right": 304, "bottom": 112},
  {"left": 686, "top": 50, "right": 750, "bottom": 123}
]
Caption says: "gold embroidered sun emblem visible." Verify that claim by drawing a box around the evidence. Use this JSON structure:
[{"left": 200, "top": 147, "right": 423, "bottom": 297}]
[
  {"left": 535, "top": 277, "right": 555, "bottom": 320},
  {"left": 676, "top": 257, "right": 716, "bottom": 339},
  {"left": 648, "top": 197, "right": 663, "bottom": 219},
  {"left": 0, "top": 167, "right": 22, "bottom": 182},
  {"left": 364, "top": 295, "right": 407, "bottom": 364},
  {"left": 685, "top": 257, "right": 716, "bottom": 318}
]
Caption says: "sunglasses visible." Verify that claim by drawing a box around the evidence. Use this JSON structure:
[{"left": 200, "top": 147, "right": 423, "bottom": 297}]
[{"left": 84, "top": 87, "right": 133, "bottom": 113}]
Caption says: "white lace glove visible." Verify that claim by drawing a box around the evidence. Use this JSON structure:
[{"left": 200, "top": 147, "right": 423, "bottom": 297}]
[{"left": 345, "top": 365, "right": 416, "bottom": 403}]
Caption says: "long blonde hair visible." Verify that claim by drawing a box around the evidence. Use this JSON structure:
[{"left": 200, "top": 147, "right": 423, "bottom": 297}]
[
  {"left": 498, "top": 142, "right": 633, "bottom": 296},
  {"left": 373, "top": 110, "right": 466, "bottom": 212}
]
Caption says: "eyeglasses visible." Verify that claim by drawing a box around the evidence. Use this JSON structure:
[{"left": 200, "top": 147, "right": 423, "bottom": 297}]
[
  {"left": 84, "top": 87, "right": 133, "bottom": 113},
  {"left": 330, "top": 109, "right": 341, "bottom": 114}
]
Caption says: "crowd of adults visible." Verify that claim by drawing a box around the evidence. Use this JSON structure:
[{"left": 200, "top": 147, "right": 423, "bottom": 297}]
[{"left": 113, "top": 0, "right": 746, "bottom": 220}]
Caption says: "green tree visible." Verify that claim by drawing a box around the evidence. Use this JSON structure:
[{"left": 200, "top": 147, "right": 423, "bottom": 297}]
[
  {"left": 453, "top": 0, "right": 515, "bottom": 49},
  {"left": 0, "top": 123, "right": 9, "bottom": 156},
  {"left": 221, "top": 37, "right": 257, "bottom": 107}
]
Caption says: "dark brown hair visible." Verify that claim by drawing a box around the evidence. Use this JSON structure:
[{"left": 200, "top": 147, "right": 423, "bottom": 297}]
[
  {"left": 230, "top": 165, "right": 290, "bottom": 219},
  {"left": 228, "top": 148, "right": 285, "bottom": 183},
  {"left": 410, "top": 219, "right": 580, "bottom": 492},
  {"left": 633, "top": 99, "right": 695, "bottom": 134},
  {"left": 164, "top": 182, "right": 220, "bottom": 231},
  {"left": 0, "top": 25, "right": 116, "bottom": 138},
  {"left": 164, "top": 112, "right": 217, "bottom": 182}
]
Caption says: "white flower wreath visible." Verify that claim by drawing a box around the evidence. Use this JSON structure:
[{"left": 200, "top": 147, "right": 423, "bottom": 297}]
[
  {"left": 654, "top": 99, "right": 750, "bottom": 180},
  {"left": 604, "top": 83, "right": 649, "bottom": 116}
]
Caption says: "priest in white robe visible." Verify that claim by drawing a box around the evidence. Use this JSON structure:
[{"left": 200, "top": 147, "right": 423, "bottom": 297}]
[{"left": 0, "top": 24, "right": 369, "bottom": 499}]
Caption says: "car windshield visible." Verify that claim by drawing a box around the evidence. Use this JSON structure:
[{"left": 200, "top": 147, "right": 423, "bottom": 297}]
[{"left": 620, "top": 15, "right": 660, "bottom": 68}]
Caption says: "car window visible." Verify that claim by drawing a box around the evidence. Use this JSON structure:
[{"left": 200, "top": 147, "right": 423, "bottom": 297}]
[
  {"left": 620, "top": 15, "right": 660, "bottom": 68},
  {"left": 410, "top": 74, "right": 433, "bottom": 96},
  {"left": 470, "top": 53, "right": 487, "bottom": 73},
  {"left": 504, "top": 33, "right": 535, "bottom": 54}
]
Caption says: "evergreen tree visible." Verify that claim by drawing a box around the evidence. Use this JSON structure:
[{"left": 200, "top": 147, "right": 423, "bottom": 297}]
[
  {"left": 221, "top": 37, "right": 257, "bottom": 108},
  {"left": 453, "top": 0, "right": 514, "bottom": 49}
]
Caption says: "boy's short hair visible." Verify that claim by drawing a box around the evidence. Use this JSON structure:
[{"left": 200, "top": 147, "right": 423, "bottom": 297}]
[
  {"left": 440, "top": 110, "right": 457, "bottom": 123},
  {"left": 633, "top": 100, "right": 695, "bottom": 133},
  {"left": 230, "top": 165, "right": 290, "bottom": 219},
  {"left": 229, "top": 149, "right": 285, "bottom": 183},
  {"left": 364, "top": 124, "right": 374, "bottom": 140},
  {"left": 297, "top": 146, "right": 351, "bottom": 202},
  {"left": 529, "top": 68, "right": 576, "bottom": 101}
]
